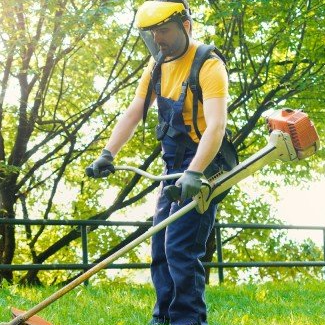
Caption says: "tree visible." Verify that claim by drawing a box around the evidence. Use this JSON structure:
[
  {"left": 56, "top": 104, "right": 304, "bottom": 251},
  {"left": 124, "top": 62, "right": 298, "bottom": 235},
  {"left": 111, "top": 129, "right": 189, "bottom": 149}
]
[
  {"left": 201, "top": 0, "right": 325, "bottom": 282},
  {"left": 0, "top": 0, "right": 157, "bottom": 284},
  {"left": 0, "top": 0, "right": 324, "bottom": 285}
]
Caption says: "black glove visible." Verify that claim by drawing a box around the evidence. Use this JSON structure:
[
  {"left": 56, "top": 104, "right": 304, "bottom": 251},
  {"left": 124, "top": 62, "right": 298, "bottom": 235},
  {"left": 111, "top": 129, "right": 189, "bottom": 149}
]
[
  {"left": 85, "top": 149, "right": 115, "bottom": 178},
  {"left": 175, "top": 170, "right": 203, "bottom": 202}
]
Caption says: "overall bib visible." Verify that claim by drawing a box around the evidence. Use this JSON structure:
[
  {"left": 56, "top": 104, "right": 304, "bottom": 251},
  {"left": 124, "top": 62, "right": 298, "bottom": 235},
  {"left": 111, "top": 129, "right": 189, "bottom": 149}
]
[{"left": 150, "top": 78, "right": 217, "bottom": 325}]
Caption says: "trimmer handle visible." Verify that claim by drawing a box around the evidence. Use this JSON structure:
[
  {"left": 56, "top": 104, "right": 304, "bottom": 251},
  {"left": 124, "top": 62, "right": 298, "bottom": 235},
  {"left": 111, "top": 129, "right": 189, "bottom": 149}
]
[
  {"left": 163, "top": 185, "right": 182, "bottom": 202},
  {"left": 85, "top": 166, "right": 115, "bottom": 178}
]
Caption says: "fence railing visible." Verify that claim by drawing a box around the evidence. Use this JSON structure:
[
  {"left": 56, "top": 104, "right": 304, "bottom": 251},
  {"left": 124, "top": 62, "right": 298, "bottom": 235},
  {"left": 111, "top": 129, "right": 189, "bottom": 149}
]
[{"left": 1, "top": 218, "right": 325, "bottom": 283}]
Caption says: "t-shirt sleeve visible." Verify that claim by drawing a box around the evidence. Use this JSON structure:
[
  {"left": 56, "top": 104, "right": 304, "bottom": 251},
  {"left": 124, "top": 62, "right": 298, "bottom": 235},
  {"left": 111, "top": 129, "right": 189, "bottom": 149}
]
[
  {"left": 135, "top": 59, "right": 156, "bottom": 99},
  {"left": 199, "top": 58, "right": 228, "bottom": 100}
]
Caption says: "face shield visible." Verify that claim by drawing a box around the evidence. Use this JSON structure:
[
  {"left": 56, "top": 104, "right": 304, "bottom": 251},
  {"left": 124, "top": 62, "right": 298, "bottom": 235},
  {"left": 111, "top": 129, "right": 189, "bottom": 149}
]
[
  {"left": 135, "top": 1, "right": 191, "bottom": 62},
  {"left": 138, "top": 29, "right": 160, "bottom": 61}
]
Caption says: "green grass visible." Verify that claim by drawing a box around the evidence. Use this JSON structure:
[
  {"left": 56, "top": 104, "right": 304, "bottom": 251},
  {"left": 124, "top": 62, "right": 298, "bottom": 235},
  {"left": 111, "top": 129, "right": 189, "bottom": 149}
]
[{"left": 1, "top": 280, "right": 324, "bottom": 325}]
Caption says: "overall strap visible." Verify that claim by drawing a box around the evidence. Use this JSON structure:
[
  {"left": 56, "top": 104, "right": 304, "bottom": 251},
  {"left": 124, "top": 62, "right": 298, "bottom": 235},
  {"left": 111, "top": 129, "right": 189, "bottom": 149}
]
[{"left": 156, "top": 80, "right": 194, "bottom": 170}]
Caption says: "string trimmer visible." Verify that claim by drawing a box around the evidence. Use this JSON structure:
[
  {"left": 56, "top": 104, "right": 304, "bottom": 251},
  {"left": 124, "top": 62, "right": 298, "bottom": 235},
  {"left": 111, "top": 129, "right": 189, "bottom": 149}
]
[{"left": 1, "top": 109, "right": 319, "bottom": 325}]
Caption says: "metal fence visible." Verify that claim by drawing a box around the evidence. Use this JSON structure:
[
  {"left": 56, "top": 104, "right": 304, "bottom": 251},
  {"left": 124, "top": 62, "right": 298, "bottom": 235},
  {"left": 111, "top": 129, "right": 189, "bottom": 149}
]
[{"left": 1, "top": 218, "right": 325, "bottom": 283}]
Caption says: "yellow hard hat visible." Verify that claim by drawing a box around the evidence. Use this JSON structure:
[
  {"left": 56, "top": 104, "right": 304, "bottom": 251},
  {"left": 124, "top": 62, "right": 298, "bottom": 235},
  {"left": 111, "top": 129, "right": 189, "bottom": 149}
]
[{"left": 135, "top": 1, "right": 186, "bottom": 30}]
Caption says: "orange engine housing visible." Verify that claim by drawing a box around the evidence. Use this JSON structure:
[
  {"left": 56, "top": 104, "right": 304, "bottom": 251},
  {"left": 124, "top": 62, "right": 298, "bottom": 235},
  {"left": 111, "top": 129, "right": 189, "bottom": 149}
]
[{"left": 266, "top": 109, "right": 320, "bottom": 159}]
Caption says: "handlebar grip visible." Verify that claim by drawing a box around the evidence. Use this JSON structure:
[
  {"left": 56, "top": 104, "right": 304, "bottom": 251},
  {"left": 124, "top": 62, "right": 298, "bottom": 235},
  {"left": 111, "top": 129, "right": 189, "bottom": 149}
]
[
  {"left": 85, "top": 165, "right": 115, "bottom": 178},
  {"left": 85, "top": 167, "right": 94, "bottom": 177},
  {"left": 163, "top": 185, "right": 182, "bottom": 202}
]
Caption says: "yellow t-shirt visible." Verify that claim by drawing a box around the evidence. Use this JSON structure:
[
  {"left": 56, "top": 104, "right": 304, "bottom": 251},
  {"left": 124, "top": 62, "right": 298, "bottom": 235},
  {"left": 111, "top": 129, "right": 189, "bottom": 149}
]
[{"left": 135, "top": 42, "right": 228, "bottom": 143}]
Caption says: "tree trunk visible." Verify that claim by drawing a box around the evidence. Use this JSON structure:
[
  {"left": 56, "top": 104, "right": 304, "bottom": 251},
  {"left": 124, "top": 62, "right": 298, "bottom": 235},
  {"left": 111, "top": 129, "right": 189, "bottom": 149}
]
[{"left": 0, "top": 177, "right": 18, "bottom": 284}]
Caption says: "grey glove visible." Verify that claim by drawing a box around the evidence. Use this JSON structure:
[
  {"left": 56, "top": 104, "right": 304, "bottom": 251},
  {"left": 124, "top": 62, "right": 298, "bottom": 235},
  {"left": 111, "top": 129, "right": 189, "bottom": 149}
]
[
  {"left": 175, "top": 170, "right": 203, "bottom": 202},
  {"left": 85, "top": 149, "right": 115, "bottom": 178}
]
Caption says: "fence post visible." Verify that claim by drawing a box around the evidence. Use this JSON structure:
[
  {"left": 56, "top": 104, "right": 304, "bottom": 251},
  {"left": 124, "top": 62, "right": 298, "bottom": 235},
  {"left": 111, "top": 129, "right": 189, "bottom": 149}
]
[
  {"left": 323, "top": 229, "right": 325, "bottom": 263},
  {"left": 215, "top": 222, "right": 224, "bottom": 284},
  {"left": 80, "top": 225, "right": 89, "bottom": 286}
]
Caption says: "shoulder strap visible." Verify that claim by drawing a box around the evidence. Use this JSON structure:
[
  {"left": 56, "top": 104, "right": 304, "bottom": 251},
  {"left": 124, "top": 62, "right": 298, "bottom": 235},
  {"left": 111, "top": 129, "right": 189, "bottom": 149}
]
[
  {"left": 188, "top": 44, "right": 227, "bottom": 139},
  {"left": 142, "top": 52, "right": 165, "bottom": 125},
  {"left": 143, "top": 81, "right": 153, "bottom": 124}
]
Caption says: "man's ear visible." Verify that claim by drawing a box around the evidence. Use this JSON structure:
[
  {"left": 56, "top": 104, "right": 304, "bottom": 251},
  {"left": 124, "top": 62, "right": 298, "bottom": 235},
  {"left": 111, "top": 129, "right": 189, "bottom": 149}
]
[{"left": 183, "top": 20, "right": 191, "bottom": 34}]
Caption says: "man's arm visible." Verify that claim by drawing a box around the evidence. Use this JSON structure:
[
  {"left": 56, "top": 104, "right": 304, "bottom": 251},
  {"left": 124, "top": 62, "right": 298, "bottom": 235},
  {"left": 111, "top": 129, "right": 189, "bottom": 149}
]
[
  {"left": 104, "top": 96, "right": 146, "bottom": 157},
  {"left": 86, "top": 96, "right": 149, "bottom": 178},
  {"left": 174, "top": 97, "right": 227, "bottom": 202},
  {"left": 187, "top": 97, "right": 227, "bottom": 172}
]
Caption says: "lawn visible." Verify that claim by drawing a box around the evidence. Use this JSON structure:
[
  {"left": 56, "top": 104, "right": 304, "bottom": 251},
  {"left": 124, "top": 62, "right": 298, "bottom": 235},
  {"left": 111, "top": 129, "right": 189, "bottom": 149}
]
[{"left": 0, "top": 280, "right": 324, "bottom": 325}]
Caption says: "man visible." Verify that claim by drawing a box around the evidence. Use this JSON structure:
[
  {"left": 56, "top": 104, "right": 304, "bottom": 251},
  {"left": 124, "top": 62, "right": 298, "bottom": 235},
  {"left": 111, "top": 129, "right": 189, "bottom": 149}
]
[{"left": 86, "top": 1, "right": 228, "bottom": 324}]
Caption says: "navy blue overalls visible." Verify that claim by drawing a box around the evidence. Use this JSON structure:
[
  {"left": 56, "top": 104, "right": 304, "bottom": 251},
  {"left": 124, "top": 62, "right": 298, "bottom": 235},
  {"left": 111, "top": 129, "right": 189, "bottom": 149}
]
[{"left": 150, "top": 68, "right": 217, "bottom": 325}]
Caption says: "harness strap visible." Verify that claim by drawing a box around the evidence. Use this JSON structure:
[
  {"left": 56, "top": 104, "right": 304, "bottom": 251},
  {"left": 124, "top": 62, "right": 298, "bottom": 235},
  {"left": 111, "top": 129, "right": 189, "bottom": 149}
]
[
  {"left": 188, "top": 44, "right": 228, "bottom": 140},
  {"left": 173, "top": 144, "right": 187, "bottom": 169},
  {"left": 189, "top": 82, "right": 200, "bottom": 140},
  {"left": 143, "top": 52, "right": 165, "bottom": 126},
  {"left": 171, "top": 133, "right": 198, "bottom": 169},
  {"left": 143, "top": 80, "right": 153, "bottom": 124},
  {"left": 188, "top": 44, "right": 215, "bottom": 140}
]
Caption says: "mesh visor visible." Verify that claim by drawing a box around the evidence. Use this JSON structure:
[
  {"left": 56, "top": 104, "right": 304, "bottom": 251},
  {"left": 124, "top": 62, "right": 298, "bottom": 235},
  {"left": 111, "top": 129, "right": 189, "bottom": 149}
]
[{"left": 139, "top": 29, "right": 160, "bottom": 61}]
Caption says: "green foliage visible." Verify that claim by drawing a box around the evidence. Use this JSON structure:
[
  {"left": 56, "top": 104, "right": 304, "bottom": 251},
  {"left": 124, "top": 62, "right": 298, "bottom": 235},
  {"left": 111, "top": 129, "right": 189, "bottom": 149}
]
[
  {"left": 0, "top": 162, "right": 20, "bottom": 178},
  {"left": 199, "top": 0, "right": 325, "bottom": 166},
  {"left": 217, "top": 183, "right": 324, "bottom": 283},
  {"left": 0, "top": 281, "right": 325, "bottom": 324}
]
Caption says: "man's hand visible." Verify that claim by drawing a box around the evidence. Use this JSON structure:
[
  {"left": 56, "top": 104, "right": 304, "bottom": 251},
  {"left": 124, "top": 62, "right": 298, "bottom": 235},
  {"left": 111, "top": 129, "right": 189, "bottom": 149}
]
[
  {"left": 175, "top": 170, "right": 203, "bottom": 202},
  {"left": 85, "top": 149, "right": 115, "bottom": 178}
]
